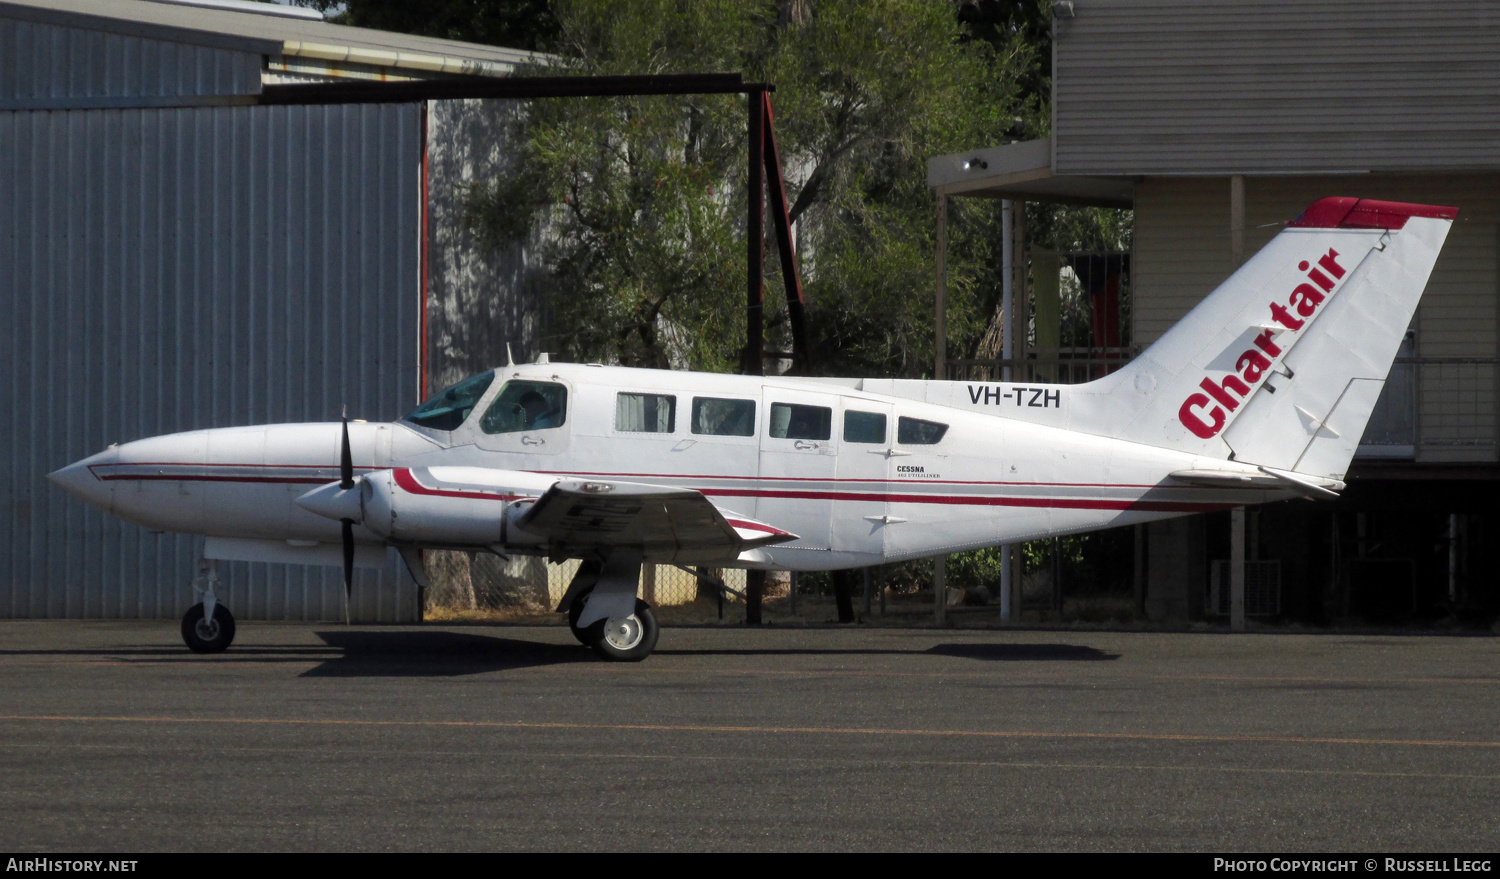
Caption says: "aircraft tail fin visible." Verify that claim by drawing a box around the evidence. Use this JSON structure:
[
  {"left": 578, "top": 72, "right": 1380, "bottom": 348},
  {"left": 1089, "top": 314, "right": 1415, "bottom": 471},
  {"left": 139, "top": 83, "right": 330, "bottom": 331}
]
[{"left": 1097, "top": 198, "right": 1455, "bottom": 479}]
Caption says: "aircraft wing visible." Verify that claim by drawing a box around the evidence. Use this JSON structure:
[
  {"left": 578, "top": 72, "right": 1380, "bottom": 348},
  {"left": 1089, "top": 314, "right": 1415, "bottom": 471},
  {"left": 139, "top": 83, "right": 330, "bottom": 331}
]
[{"left": 515, "top": 478, "right": 795, "bottom": 563}]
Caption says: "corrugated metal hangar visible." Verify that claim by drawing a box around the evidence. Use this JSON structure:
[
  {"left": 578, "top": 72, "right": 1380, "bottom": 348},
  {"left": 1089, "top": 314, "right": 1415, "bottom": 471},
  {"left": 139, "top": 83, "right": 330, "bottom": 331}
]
[{"left": 0, "top": 0, "right": 544, "bottom": 621}]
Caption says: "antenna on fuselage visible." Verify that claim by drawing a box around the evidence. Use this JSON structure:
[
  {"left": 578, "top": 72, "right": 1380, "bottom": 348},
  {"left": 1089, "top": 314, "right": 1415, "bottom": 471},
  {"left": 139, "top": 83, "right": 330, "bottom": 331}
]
[{"left": 505, "top": 343, "right": 514, "bottom": 367}]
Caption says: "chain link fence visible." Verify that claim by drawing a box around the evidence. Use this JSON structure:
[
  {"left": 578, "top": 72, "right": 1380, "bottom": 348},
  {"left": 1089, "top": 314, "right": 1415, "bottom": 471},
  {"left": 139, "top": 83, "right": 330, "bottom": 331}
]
[
  {"left": 422, "top": 550, "right": 752, "bottom": 613},
  {"left": 419, "top": 542, "right": 1134, "bottom": 621}
]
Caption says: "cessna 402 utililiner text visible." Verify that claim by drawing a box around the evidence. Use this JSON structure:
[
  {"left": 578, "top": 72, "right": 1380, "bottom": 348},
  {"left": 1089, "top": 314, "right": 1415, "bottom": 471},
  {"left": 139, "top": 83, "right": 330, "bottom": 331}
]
[{"left": 50, "top": 197, "right": 1456, "bottom": 661}]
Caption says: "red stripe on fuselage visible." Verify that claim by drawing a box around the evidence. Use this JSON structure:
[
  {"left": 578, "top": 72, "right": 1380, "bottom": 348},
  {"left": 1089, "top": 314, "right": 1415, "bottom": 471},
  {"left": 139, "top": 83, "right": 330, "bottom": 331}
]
[
  {"left": 700, "top": 487, "right": 1235, "bottom": 513},
  {"left": 530, "top": 469, "right": 1170, "bottom": 490},
  {"left": 94, "top": 474, "right": 335, "bottom": 484},
  {"left": 85, "top": 462, "right": 1260, "bottom": 514},
  {"left": 392, "top": 468, "right": 521, "bottom": 502}
]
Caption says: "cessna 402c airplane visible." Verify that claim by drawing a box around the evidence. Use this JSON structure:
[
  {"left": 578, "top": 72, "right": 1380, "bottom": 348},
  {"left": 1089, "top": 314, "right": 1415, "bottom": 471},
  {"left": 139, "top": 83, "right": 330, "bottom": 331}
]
[{"left": 50, "top": 197, "right": 1455, "bottom": 661}]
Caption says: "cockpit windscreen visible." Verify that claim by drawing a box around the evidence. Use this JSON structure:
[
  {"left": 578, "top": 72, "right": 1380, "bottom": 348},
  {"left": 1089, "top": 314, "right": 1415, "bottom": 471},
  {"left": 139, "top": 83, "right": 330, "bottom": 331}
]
[{"left": 402, "top": 372, "right": 495, "bottom": 431}]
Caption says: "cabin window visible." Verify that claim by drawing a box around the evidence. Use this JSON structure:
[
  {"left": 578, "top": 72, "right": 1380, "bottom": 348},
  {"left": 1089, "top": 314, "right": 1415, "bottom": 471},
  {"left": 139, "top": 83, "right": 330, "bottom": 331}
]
[
  {"left": 843, "top": 410, "right": 887, "bottom": 444},
  {"left": 479, "top": 380, "right": 568, "bottom": 434},
  {"left": 691, "top": 397, "right": 756, "bottom": 437},
  {"left": 897, "top": 416, "right": 948, "bottom": 445},
  {"left": 769, "top": 403, "right": 832, "bottom": 441},
  {"left": 402, "top": 372, "right": 494, "bottom": 431},
  {"left": 616, "top": 393, "right": 676, "bottom": 433}
]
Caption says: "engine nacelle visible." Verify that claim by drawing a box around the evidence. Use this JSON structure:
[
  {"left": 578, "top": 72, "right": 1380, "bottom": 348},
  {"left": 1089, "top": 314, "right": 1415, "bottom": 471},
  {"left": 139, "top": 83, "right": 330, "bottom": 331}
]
[{"left": 357, "top": 467, "right": 552, "bottom": 549}]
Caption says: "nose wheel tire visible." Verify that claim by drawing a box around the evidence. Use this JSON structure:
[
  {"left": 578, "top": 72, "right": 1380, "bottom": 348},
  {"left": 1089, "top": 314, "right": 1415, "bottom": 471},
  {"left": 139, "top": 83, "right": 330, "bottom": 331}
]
[{"left": 181, "top": 603, "right": 236, "bottom": 653}]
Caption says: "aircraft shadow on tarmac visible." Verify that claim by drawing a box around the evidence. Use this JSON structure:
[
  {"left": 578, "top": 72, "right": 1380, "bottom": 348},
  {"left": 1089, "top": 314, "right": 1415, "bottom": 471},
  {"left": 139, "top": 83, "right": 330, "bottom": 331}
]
[
  {"left": 291, "top": 631, "right": 1119, "bottom": 676},
  {"left": 0, "top": 645, "right": 348, "bottom": 662},
  {"left": 924, "top": 643, "right": 1119, "bottom": 661},
  {"left": 654, "top": 643, "right": 1119, "bottom": 661},
  {"left": 0, "top": 634, "right": 1117, "bottom": 675},
  {"left": 302, "top": 630, "right": 594, "bottom": 677}
]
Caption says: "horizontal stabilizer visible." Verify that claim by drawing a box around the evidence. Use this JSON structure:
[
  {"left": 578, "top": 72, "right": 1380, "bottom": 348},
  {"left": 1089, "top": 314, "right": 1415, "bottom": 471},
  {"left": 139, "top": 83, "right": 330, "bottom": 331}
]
[{"left": 1169, "top": 467, "right": 1343, "bottom": 499}]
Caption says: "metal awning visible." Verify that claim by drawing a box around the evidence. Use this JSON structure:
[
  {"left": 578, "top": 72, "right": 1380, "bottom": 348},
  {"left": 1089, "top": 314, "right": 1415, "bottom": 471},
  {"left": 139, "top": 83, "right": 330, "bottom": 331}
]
[
  {"left": 926, "top": 137, "right": 1134, "bottom": 208},
  {"left": 0, "top": 0, "right": 547, "bottom": 78}
]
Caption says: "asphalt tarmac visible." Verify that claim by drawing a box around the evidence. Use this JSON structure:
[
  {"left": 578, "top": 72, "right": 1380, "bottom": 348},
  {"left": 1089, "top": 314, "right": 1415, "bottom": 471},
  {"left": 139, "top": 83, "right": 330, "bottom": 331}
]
[{"left": 0, "top": 620, "right": 1497, "bottom": 852}]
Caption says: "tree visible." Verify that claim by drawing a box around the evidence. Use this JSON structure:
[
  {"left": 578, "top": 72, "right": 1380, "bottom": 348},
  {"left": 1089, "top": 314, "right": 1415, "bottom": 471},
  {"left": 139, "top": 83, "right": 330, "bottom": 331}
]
[
  {"left": 295, "top": 0, "right": 560, "bottom": 52},
  {"left": 463, "top": 0, "right": 1038, "bottom": 375}
]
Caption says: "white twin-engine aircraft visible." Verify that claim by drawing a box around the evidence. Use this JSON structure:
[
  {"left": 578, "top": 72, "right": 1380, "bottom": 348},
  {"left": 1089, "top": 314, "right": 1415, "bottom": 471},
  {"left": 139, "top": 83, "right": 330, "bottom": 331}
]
[{"left": 50, "top": 197, "right": 1455, "bottom": 661}]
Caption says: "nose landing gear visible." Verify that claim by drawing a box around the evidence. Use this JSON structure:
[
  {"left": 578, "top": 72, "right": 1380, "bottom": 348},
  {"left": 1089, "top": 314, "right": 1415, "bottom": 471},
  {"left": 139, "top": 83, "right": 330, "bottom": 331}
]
[
  {"left": 181, "top": 558, "right": 236, "bottom": 653},
  {"left": 181, "top": 602, "right": 236, "bottom": 653}
]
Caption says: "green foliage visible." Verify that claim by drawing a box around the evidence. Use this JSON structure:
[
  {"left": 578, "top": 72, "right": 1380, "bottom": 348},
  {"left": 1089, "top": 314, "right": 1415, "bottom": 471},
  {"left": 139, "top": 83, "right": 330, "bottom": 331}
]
[
  {"left": 295, "top": 0, "right": 561, "bottom": 52},
  {"left": 463, "top": 0, "right": 1039, "bottom": 374},
  {"left": 1026, "top": 203, "right": 1133, "bottom": 254},
  {"left": 947, "top": 544, "right": 1007, "bottom": 591}
]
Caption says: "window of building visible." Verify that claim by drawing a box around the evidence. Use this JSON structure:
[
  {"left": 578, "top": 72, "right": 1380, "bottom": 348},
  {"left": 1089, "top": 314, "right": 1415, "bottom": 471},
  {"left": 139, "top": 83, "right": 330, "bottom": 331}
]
[
  {"left": 691, "top": 397, "right": 756, "bottom": 437},
  {"left": 897, "top": 416, "right": 948, "bottom": 445},
  {"left": 479, "top": 380, "right": 568, "bottom": 434},
  {"left": 616, "top": 393, "right": 676, "bottom": 433}
]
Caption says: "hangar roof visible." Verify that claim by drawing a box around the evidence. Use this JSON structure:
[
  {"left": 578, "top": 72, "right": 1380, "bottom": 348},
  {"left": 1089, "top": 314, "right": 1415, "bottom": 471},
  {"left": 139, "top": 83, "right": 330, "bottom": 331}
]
[{"left": 0, "top": 0, "right": 546, "bottom": 79}]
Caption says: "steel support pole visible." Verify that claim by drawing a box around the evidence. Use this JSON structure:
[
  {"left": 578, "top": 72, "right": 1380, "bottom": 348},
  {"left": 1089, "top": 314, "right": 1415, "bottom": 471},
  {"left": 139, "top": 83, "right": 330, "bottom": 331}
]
[
  {"left": 760, "top": 93, "right": 811, "bottom": 375},
  {"left": 1001, "top": 199, "right": 1014, "bottom": 377},
  {"left": 744, "top": 88, "right": 765, "bottom": 377},
  {"left": 935, "top": 188, "right": 948, "bottom": 379},
  {"left": 1229, "top": 174, "right": 1247, "bottom": 631},
  {"left": 1231, "top": 506, "right": 1246, "bottom": 631},
  {"left": 997, "top": 198, "right": 1018, "bottom": 619},
  {"left": 746, "top": 568, "right": 764, "bottom": 626},
  {"left": 999, "top": 546, "right": 1012, "bottom": 622},
  {"left": 934, "top": 557, "right": 946, "bottom": 625},
  {"left": 1013, "top": 200, "right": 1028, "bottom": 366},
  {"left": 934, "top": 187, "right": 949, "bottom": 625}
]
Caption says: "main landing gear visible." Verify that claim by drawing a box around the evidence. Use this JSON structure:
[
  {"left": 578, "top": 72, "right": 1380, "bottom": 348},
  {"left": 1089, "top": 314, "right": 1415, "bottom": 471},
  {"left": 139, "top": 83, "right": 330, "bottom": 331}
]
[
  {"left": 181, "top": 559, "right": 236, "bottom": 653},
  {"left": 561, "top": 552, "right": 659, "bottom": 661},
  {"left": 568, "top": 590, "right": 659, "bottom": 662}
]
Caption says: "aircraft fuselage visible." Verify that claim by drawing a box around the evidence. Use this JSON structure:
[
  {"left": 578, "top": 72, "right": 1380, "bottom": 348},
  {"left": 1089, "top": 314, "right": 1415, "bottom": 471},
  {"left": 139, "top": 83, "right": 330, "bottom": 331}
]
[{"left": 51, "top": 362, "right": 1286, "bottom": 571}]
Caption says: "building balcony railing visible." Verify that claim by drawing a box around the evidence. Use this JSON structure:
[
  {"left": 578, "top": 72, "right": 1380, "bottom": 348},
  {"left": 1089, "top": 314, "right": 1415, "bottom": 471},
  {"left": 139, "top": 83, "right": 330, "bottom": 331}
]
[
  {"left": 1360, "top": 357, "right": 1497, "bottom": 460},
  {"left": 944, "top": 353, "right": 1498, "bottom": 463},
  {"left": 944, "top": 348, "right": 1138, "bottom": 385}
]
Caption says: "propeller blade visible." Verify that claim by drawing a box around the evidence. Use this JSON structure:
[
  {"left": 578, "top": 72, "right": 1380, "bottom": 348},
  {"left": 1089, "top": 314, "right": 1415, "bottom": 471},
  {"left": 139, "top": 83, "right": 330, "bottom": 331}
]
[
  {"left": 341, "top": 518, "right": 354, "bottom": 625},
  {"left": 340, "top": 409, "right": 354, "bottom": 490}
]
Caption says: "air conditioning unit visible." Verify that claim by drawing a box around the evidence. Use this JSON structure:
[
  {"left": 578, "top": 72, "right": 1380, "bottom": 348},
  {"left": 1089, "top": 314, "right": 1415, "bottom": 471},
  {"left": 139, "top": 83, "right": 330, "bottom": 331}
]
[{"left": 1208, "top": 560, "right": 1281, "bottom": 617}]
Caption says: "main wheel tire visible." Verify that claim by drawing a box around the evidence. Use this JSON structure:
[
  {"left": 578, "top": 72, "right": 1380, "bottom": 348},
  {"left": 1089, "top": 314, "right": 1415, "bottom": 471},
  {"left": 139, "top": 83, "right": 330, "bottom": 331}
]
[
  {"left": 584, "top": 599, "right": 659, "bottom": 662},
  {"left": 181, "top": 603, "right": 236, "bottom": 654},
  {"left": 567, "top": 590, "right": 597, "bottom": 645}
]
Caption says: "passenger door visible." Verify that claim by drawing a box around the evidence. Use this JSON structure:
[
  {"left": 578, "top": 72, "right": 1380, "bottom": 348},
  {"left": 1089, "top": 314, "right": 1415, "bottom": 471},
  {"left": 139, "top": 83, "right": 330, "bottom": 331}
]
[
  {"left": 757, "top": 389, "right": 839, "bottom": 552},
  {"left": 832, "top": 402, "right": 894, "bottom": 559}
]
